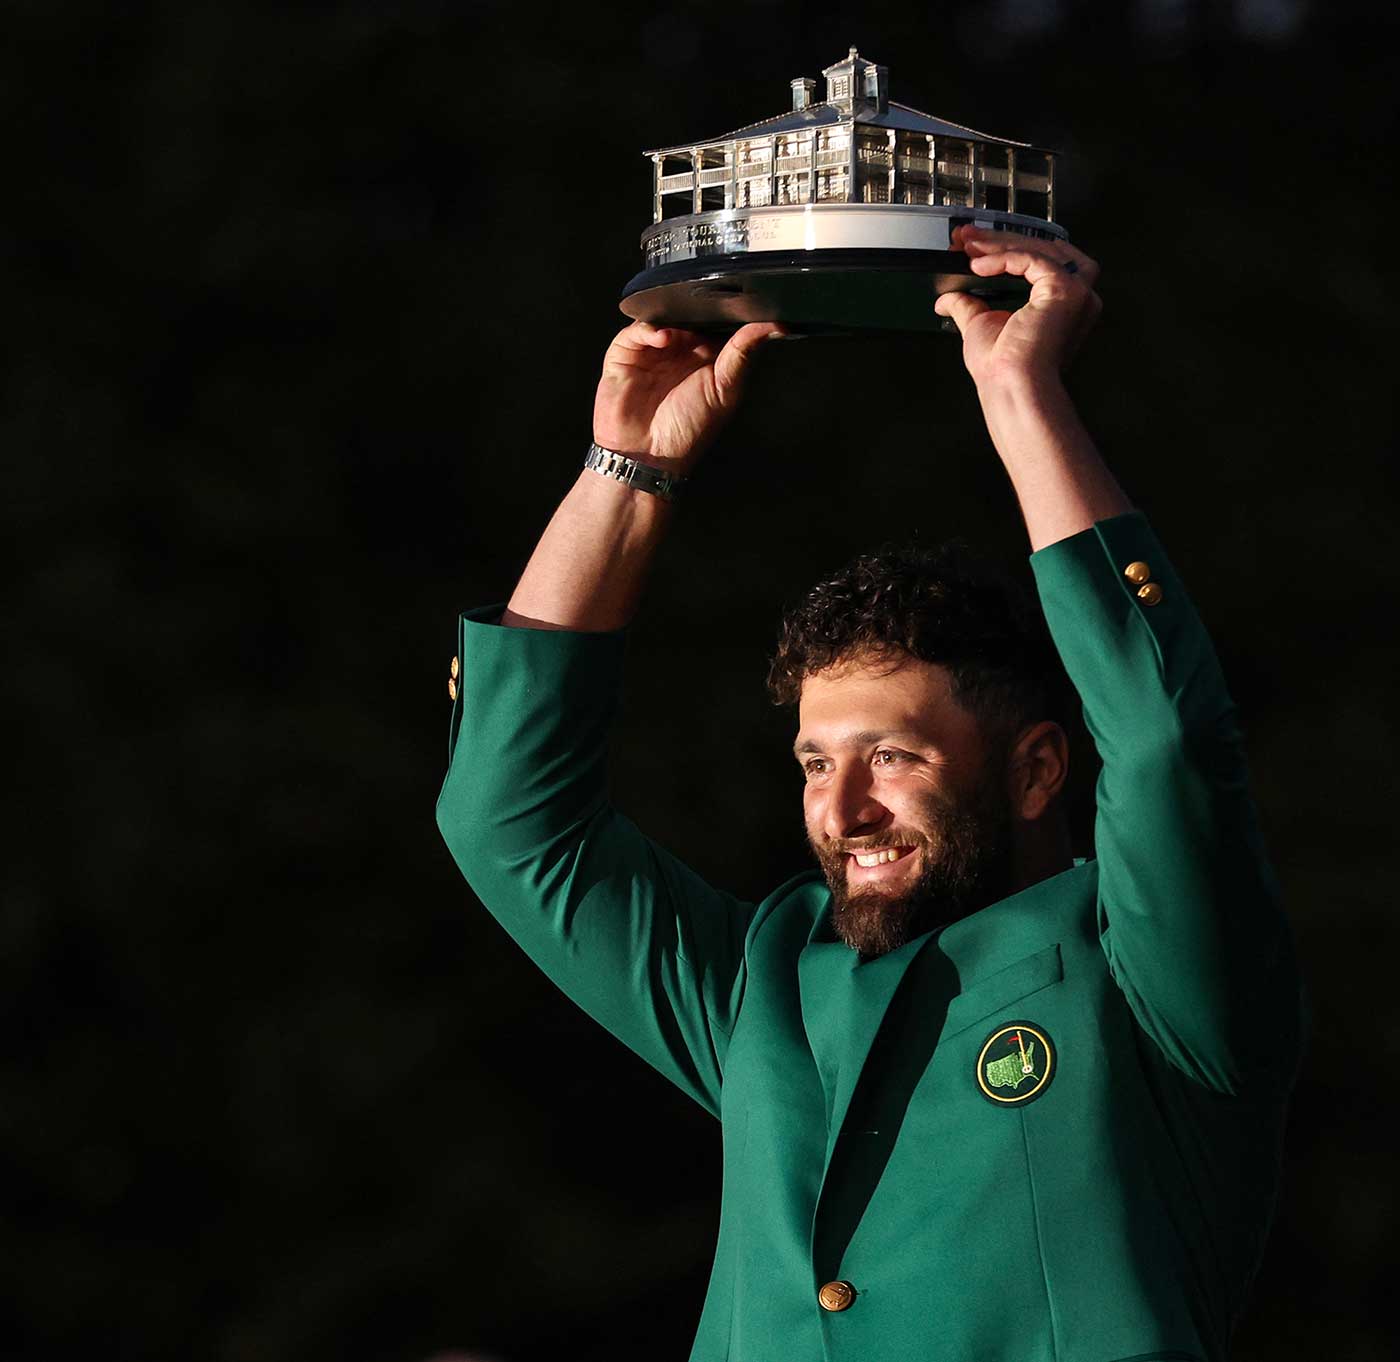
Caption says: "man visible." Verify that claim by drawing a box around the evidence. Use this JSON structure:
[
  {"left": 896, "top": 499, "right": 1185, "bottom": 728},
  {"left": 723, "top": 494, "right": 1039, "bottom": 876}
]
[{"left": 436, "top": 227, "right": 1301, "bottom": 1362}]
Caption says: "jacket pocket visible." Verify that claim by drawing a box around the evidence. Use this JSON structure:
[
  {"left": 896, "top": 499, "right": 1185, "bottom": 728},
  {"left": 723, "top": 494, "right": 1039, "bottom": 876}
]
[{"left": 940, "top": 942, "right": 1063, "bottom": 1039}]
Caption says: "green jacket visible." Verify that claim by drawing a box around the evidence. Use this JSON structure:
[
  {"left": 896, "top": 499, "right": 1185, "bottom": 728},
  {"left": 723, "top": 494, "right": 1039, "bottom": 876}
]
[{"left": 436, "top": 513, "right": 1300, "bottom": 1362}]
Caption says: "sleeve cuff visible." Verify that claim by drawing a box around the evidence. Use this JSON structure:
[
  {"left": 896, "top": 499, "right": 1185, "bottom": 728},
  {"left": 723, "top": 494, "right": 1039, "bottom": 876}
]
[
  {"left": 1028, "top": 511, "right": 1227, "bottom": 750},
  {"left": 1028, "top": 510, "right": 1182, "bottom": 643},
  {"left": 445, "top": 603, "right": 630, "bottom": 764}
]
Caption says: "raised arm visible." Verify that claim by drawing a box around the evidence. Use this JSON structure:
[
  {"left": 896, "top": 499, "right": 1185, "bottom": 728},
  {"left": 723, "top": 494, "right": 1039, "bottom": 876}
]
[
  {"left": 437, "top": 318, "right": 784, "bottom": 1116},
  {"left": 934, "top": 225, "right": 1131, "bottom": 550},
  {"left": 938, "top": 229, "right": 1300, "bottom": 1094},
  {"left": 502, "top": 319, "right": 784, "bottom": 631}
]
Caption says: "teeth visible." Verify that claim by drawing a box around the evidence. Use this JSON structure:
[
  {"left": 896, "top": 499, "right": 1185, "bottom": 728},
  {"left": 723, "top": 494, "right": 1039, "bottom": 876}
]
[{"left": 854, "top": 848, "right": 907, "bottom": 867}]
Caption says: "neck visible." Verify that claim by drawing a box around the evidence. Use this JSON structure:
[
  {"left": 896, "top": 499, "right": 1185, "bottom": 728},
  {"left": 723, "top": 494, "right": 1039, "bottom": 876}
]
[{"left": 1009, "top": 818, "right": 1074, "bottom": 895}]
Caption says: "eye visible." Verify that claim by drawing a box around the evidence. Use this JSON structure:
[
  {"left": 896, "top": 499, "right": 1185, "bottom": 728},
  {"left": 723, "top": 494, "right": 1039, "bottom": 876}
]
[
  {"left": 802, "top": 757, "right": 830, "bottom": 779},
  {"left": 873, "top": 748, "right": 908, "bottom": 767}
]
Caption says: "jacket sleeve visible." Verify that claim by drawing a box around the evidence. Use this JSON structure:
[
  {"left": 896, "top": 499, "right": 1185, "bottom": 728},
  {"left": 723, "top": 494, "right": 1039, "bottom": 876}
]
[
  {"left": 435, "top": 607, "right": 754, "bottom": 1118},
  {"left": 1031, "top": 513, "right": 1301, "bottom": 1094}
]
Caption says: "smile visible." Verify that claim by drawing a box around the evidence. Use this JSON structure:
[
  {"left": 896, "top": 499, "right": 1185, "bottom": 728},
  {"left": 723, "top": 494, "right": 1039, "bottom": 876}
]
[{"left": 850, "top": 846, "right": 915, "bottom": 868}]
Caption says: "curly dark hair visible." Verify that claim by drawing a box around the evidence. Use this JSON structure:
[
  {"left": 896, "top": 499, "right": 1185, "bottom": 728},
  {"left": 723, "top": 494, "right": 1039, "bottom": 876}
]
[{"left": 766, "top": 541, "right": 1070, "bottom": 745}]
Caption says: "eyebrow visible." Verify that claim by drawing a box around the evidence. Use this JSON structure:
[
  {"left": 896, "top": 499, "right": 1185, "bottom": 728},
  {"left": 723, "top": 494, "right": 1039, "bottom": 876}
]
[{"left": 792, "top": 729, "right": 918, "bottom": 758}]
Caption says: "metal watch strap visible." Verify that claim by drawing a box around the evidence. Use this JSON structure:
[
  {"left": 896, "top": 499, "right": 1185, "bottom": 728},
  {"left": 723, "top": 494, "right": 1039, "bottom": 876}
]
[{"left": 583, "top": 442, "right": 688, "bottom": 503}]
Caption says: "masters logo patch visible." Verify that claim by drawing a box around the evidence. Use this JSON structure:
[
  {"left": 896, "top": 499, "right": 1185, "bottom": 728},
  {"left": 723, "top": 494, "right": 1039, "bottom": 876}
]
[{"left": 975, "top": 1021, "right": 1056, "bottom": 1107}]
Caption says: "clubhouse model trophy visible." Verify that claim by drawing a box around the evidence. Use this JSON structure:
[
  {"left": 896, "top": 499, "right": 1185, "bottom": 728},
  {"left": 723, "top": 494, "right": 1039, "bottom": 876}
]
[{"left": 620, "top": 48, "right": 1068, "bottom": 333}]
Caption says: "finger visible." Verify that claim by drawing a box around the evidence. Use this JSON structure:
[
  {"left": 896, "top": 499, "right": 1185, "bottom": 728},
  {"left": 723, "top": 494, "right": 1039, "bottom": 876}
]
[
  {"left": 955, "top": 224, "right": 1082, "bottom": 259},
  {"left": 609, "top": 320, "right": 672, "bottom": 351},
  {"left": 956, "top": 224, "right": 1097, "bottom": 271},
  {"left": 610, "top": 322, "right": 717, "bottom": 355},
  {"left": 969, "top": 248, "right": 1092, "bottom": 290},
  {"left": 933, "top": 290, "right": 993, "bottom": 335},
  {"left": 956, "top": 227, "right": 1100, "bottom": 286},
  {"left": 712, "top": 321, "right": 786, "bottom": 403},
  {"left": 650, "top": 325, "right": 711, "bottom": 350},
  {"left": 956, "top": 224, "right": 1072, "bottom": 251},
  {"left": 603, "top": 324, "right": 713, "bottom": 378}
]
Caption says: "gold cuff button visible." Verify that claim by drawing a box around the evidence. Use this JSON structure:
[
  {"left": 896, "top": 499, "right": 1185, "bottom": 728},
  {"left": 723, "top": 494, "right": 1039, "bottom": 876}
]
[
  {"left": 1136, "top": 582, "right": 1164, "bottom": 607},
  {"left": 818, "top": 1280, "right": 856, "bottom": 1312},
  {"left": 450, "top": 656, "right": 460, "bottom": 680},
  {"left": 1124, "top": 561, "right": 1152, "bottom": 585},
  {"left": 448, "top": 676, "right": 458, "bottom": 702}
]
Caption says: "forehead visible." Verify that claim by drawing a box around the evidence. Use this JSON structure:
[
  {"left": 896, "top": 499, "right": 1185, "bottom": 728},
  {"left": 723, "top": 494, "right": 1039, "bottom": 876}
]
[{"left": 795, "top": 654, "right": 977, "bottom": 747}]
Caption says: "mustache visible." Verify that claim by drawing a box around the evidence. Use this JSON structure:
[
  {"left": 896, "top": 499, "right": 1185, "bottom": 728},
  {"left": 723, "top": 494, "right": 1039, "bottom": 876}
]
[{"left": 818, "top": 832, "right": 931, "bottom": 858}]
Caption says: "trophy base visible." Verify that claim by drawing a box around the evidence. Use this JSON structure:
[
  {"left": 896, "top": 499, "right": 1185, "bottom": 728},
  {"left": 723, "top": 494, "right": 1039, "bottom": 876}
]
[{"left": 619, "top": 249, "right": 1029, "bottom": 335}]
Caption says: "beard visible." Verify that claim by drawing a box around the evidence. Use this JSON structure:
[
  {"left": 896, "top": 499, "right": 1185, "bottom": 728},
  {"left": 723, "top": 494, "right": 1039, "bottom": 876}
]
[{"left": 809, "top": 773, "right": 1014, "bottom": 959}]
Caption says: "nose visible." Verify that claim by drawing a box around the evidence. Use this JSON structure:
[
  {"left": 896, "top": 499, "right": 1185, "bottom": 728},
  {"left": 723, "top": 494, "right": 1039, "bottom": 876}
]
[{"left": 817, "top": 765, "right": 889, "bottom": 843}]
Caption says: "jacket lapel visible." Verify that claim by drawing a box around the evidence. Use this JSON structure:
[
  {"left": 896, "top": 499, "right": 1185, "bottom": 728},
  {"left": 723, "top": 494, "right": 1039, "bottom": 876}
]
[{"left": 797, "top": 917, "right": 938, "bottom": 1165}]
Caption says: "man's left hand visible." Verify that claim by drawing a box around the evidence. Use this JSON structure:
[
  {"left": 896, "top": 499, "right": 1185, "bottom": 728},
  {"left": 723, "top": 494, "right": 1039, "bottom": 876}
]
[{"left": 934, "top": 227, "right": 1102, "bottom": 391}]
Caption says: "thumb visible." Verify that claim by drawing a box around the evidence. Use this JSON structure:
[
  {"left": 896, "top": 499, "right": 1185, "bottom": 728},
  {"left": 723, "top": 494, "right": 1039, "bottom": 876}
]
[
  {"left": 712, "top": 321, "right": 786, "bottom": 407},
  {"left": 933, "top": 290, "right": 992, "bottom": 336}
]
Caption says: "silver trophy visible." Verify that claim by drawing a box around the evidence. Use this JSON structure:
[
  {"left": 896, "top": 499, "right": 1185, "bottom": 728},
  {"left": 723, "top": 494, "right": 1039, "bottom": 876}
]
[{"left": 620, "top": 48, "right": 1068, "bottom": 333}]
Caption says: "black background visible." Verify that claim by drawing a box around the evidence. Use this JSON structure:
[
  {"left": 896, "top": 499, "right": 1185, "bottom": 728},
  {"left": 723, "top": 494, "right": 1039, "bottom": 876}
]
[{"left": 8, "top": 2, "right": 1398, "bottom": 1359}]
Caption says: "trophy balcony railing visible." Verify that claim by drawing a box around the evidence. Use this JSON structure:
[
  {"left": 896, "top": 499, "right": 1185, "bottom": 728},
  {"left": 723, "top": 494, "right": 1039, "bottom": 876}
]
[
  {"left": 661, "top": 164, "right": 1050, "bottom": 200},
  {"left": 653, "top": 133, "right": 1056, "bottom": 221}
]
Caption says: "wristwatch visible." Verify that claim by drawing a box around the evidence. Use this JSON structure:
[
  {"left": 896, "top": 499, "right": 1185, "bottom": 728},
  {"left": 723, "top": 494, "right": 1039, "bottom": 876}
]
[{"left": 583, "top": 442, "right": 689, "bottom": 503}]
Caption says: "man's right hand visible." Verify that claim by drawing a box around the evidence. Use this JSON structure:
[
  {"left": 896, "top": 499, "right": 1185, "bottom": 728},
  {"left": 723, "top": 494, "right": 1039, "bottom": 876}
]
[
  {"left": 592, "top": 320, "right": 787, "bottom": 471},
  {"left": 501, "top": 318, "right": 785, "bottom": 631}
]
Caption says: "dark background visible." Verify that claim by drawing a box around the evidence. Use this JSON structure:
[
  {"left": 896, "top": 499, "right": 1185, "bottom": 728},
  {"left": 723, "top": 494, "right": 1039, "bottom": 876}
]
[{"left": 8, "top": 1, "right": 1397, "bottom": 1359}]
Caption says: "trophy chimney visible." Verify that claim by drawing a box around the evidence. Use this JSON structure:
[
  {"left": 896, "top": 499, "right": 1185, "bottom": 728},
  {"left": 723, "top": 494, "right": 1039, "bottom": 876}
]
[
  {"left": 822, "top": 47, "right": 889, "bottom": 115},
  {"left": 790, "top": 76, "right": 817, "bottom": 111}
]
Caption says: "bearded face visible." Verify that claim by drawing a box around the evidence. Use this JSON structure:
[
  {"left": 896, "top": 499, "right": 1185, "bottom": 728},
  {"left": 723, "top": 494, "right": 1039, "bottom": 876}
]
[
  {"left": 795, "top": 654, "right": 1019, "bottom": 959},
  {"left": 809, "top": 764, "right": 1013, "bottom": 957}
]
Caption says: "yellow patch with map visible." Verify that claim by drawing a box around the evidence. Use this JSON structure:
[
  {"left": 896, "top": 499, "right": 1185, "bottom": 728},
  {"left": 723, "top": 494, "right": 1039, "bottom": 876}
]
[{"left": 976, "top": 1021, "right": 1056, "bottom": 1107}]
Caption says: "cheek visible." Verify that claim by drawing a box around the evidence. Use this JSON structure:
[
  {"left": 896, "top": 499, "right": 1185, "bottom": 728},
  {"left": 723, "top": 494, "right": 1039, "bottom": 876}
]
[
  {"left": 882, "top": 780, "right": 941, "bottom": 830},
  {"left": 802, "top": 784, "right": 836, "bottom": 840}
]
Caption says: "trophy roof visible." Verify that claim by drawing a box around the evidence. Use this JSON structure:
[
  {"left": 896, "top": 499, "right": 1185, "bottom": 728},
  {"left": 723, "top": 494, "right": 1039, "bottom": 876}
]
[{"left": 647, "top": 100, "right": 1049, "bottom": 157}]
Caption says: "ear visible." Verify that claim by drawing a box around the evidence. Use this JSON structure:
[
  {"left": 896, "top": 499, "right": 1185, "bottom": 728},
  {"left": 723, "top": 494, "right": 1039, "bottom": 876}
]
[{"left": 1005, "top": 721, "right": 1069, "bottom": 822}]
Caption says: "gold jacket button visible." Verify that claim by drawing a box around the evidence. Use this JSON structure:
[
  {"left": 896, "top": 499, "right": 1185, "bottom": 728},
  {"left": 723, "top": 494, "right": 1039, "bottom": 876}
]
[
  {"left": 818, "top": 1280, "right": 856, "bottom": 1312},
  {"left": 450, "top": 656, "right": 460, "bottom": 680},
  {"left": 1124, "top": 561, "right": 1152, "bottom": 585},
  {"left": 448, "top": 676, "right": 458, "bottom": 702},
  {"left": 1136, "top": 581, "right": 1164, "bottom": 607}
]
